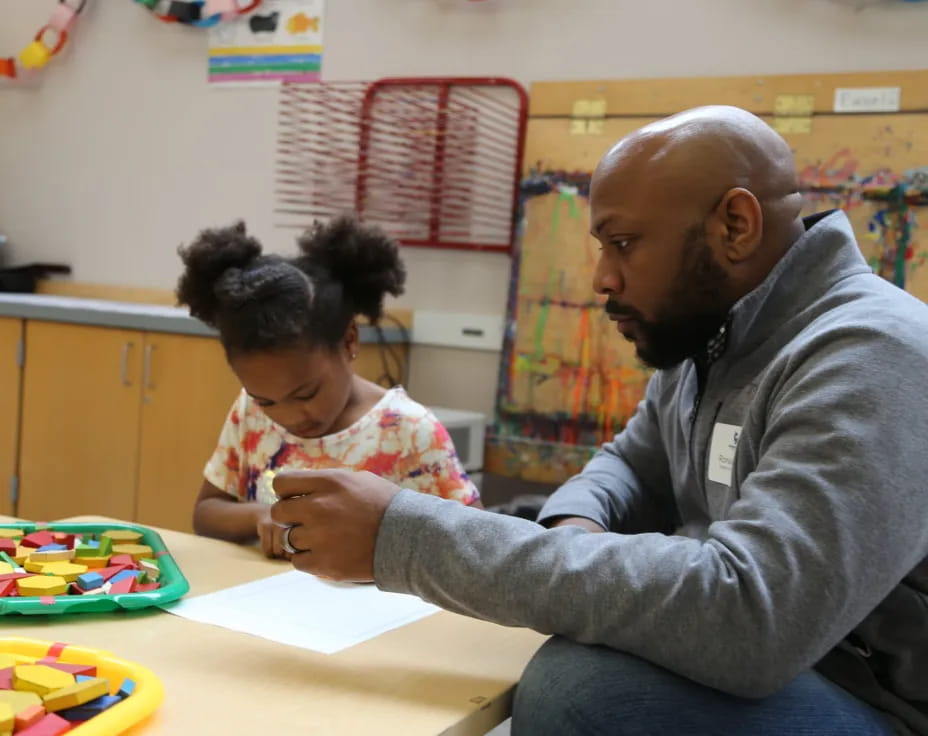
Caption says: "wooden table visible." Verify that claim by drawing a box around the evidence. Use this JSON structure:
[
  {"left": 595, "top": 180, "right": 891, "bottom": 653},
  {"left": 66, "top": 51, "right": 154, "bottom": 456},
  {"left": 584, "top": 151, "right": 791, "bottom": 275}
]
[{"left": 0, "top": 516, "right": 545, "bottom": 735}]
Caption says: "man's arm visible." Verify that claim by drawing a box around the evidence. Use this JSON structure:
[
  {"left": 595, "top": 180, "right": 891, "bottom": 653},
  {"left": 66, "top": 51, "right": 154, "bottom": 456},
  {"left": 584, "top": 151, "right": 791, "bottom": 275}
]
[
  {"left": 374, "top": 330, "right": 928, "bottom": 698},
  {"left": 537, "top": 372, "right": 677, "bottom": 534}
]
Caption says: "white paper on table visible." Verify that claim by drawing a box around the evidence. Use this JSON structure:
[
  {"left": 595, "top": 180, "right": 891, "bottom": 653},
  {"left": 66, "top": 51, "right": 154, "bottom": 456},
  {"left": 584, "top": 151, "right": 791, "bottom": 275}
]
[{"left": 160, "top": 570, "right": 439, "bottom": 654}]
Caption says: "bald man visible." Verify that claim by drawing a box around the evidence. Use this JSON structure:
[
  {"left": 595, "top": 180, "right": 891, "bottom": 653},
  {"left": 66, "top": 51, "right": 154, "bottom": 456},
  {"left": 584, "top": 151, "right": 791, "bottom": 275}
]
[{"left": 271, "top": 107, "right": 928, "bottom": 735}]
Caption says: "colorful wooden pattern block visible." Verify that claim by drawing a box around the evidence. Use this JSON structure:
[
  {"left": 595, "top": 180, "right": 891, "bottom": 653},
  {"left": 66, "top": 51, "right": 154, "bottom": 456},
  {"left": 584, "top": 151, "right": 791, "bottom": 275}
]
[
  {"left": 16, "top": 576, "right": 67, "bottom": 597},
  {"left": 0, "top": 701, "right": 13, "bottom": 734},
  {"left": 0, "top": 563, "right": 13, "bottom": 576},
  {"left": 43, "top": 677, "right": 108, "bottom": 712},
  {"left": 37, "top": 660, "right": 96, "bottom": 679},
  {"left": 110, "top": 544, "right": 152, "bottom": 562},
  {"left": 28, "top": 548, "right": 74, "bottom": 564},
  {"left": 11, "top": 666, "right": 74, "bottom": 697},
  {"left": 101, "top": 530, "right": 142, "bottom": 544},
  {"left": 57, "top": 693, "right": 121, "bottom": 722},
  {"left": 0, "top": 530, "right": 22, "bottom": 540},
  {"left": 38, "top": 562, "right": 87, "bottom": 583},
  {"left": 139, "top": 559, "right": 160, "bottom": 581},
  {"left": 19, "top": 533, "right": 54, "bottom": 550},
  {"left": 14, "top": 703, "right": 46, "bottom": 730},
  {"left": 15, "top": 712, "right": 71, "bottom": 735},
  {"left": 0, "top": 540, "right": 15, "bottom": 556}
]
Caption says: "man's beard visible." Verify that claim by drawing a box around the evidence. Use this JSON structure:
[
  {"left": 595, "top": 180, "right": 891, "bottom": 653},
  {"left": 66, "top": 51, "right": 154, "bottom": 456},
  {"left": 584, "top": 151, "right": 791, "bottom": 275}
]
[{"left": 605, "top": 226, "right": 732, "bottom": 369}]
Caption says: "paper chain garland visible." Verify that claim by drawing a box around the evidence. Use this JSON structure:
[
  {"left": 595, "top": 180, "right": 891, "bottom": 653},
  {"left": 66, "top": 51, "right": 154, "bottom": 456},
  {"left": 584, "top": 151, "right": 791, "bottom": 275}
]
[
  {"left": 1, "top": 0, "right": 267, "bottom": 81},
  {"left": 1, "top": 0, "right": 88, "bottom": 80},
  {"left": 132, "top": 0, "right": 263, "bottom": 27}
]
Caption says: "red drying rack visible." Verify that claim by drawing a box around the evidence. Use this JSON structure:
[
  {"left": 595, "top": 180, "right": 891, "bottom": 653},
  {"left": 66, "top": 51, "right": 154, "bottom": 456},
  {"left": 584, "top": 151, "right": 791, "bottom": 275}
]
[{"left": 276, "top": 77, "right": 528, "bottom": 254}]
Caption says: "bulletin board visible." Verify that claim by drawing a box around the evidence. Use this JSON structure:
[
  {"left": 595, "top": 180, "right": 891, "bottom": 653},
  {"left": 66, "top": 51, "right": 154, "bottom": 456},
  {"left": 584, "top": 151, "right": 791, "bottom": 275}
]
[{"left": 488, "top": 70, "right": 928, "bottom": 483}]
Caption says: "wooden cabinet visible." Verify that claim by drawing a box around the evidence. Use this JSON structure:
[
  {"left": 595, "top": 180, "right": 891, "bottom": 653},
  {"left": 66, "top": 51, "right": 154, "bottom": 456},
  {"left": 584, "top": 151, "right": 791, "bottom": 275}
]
[
  {"left": 135, "top": 333, "right": 240, "bottom": 532},
  {"left": 0, "top": 318, "right": 23, "bottom": 517},
  {"left": 19, "top": 323, "right": 146, "bottom": 521},
  {"left": 17, "top": 323, "right": 238, "bottom": 528}
]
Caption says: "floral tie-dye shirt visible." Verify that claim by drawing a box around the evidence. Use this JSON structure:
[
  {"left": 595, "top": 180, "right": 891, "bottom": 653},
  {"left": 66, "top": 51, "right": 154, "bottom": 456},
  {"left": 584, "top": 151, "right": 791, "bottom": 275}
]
[{"left": 204, "top": 386, "right": 479, "bottom": 506}]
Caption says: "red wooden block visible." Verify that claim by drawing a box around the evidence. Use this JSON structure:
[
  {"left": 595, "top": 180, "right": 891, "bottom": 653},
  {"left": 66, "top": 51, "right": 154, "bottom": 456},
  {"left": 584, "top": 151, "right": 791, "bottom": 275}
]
[
  {"left": 0, "top": 538, "right": 15, "bottom": 554},
  {"left": 0, "top": 579, "right": 18, "bottom": 597},
  {"left": 16, "top": 712, "right": 72, "bottom": 735},
  {"left": 21, "top": 531, "right": 55, "bottom": 549},
  {"left": 0, "top": 666, "right": 12, "bottom": 689},
  {"left": 95, "top": 565, "right": 131, "bottom": 582},
  {"left": 108, "top": 555, "right": 136, "bottom": 568},
  {"left": 51, "top": 533, "right": 76, "bottom": 549},
  {"left": 108, "top": 576, "right": 137, "bottom": 594},
  {"left": 136, "top": 582, "right": 160, "bottom": 592},
  {"left": 0, "top": 573, "right": 30, "bottom": 583},
  {"left": 38, "top": 658, "right": 96, "bottom": 678}
]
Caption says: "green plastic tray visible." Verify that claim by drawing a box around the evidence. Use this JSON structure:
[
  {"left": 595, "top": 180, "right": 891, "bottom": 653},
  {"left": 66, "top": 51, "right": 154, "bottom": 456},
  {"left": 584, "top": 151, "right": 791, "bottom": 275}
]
[{"left": 0, "top": 522, "right": 189, "bottom": 615}]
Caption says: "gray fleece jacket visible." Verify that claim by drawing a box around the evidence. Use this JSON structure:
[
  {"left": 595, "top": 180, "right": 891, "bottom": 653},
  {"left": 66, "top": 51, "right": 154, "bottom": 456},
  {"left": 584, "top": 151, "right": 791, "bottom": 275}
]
[{"left": 374, "top": 211, "right": 928, "bottom": 734}]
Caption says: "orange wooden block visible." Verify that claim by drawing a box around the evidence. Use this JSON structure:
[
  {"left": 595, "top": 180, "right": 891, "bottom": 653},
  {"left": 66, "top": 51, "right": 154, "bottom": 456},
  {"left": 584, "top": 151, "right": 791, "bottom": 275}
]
[
  {"left": 14, "top": 703, "right": 46, "bottom": 730},
  {"left": 79, "top": 555, "right": 111, "bottom": 569}
]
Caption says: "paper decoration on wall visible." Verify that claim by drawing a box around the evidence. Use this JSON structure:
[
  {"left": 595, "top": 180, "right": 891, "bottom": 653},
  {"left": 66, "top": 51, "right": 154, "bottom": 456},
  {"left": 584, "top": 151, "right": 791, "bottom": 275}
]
[
  {"left": 1, "top": 0, "right": 88, "bottom": 82},
  {"left": 131, "top": 0, "right": 263, "bottom": 28},
  {"left": 207, "top": 0, "right": 323, "bottom": 84}
]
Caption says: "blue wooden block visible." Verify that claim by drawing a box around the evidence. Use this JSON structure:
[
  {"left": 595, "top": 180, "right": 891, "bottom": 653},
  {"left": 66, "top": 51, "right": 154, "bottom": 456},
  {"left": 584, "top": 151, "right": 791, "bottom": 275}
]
[
  {"left": 109, "top": 570, "right": 141, "bottom": 584},
  {"left": 58, "top": 694, "right": 123, "bottom": 721},
  {"left": 76, "top": 572, "right": 104, "bottom": 591},
  {"left": 76, "top": 674, "right": 95, "bottom": 682},
  {"left": 117, "top": 678, "right": 135, "bottom": 699},
  {"left": 37, "top": 543, "right": 68, "bottom": 552}
]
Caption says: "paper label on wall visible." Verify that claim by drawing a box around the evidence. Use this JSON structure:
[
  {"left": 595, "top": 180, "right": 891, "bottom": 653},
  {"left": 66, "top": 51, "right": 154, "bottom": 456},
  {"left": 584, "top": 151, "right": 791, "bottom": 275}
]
[
  {"left": 772, "top": 116, "right": 812, "bottom": 135},
  {"left": 833, "top": 87, "right": 901, "bottom": 113},
  {"left": 774, "top": 95, "right": 815, "bottom": 116},
  {"left": 708, "top": 423, "right": 741, "bottom": 486},
  {"left": 208, "top": 0, "right": 324, "bottom": 85}
]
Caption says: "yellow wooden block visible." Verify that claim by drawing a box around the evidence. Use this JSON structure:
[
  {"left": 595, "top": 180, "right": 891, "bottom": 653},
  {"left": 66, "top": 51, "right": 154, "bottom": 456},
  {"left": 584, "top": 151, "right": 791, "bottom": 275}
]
[
  {"left": 12, "top": 665, "right": 74, "bottom": 696},
  {"left": 0, "top": 529, "right": 22, "bottom": 540},
  {"left": 0, "top": 562, "right": 13, "bottom": 575},
  {"left": 102, "top": 530, "right": 143, "bottom": 544},
  {"left": 12, "top": 547, "right": 30, "bottom": 565},
  {"left": 80, "top": 555, "right": 111, "bottom": 569},
  {"left": 0, "top": 702, "right": 12, "bottom": 734},
  {"left": 39, "top": 562, "right": 87, "bottom": 582},
  {"left": 28, "top": 548, "right": 75, "bottom": 563},
  {"left": 111, "top": 543, "right": 152, "bottom": 561},
  {"left": 44, "top": 677, "right": 109, "bottom": 712},
  {"left": 0, "top": 690, "right": 42, "bottom": 716},
  {"left": 0, "top": 654, "right": 17, "bottom": 670},
  {"left": 15, "top": 575, "right": 68, "bottom": 596},
  {"left": 23, "top": 560, "right": 48, "bottom": 574}
]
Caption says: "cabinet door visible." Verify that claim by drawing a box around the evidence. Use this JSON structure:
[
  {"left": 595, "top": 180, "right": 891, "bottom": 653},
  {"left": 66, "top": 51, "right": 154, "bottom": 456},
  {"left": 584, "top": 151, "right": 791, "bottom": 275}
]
[
  {"left": 18, "top": 322, "right": 142, "bottom": 521},
  {"left": 0, "top": 318, "right": 23, "bottom": 517},
  {"left": 135, "top": 333, "right": 240, "bottom": 532}
]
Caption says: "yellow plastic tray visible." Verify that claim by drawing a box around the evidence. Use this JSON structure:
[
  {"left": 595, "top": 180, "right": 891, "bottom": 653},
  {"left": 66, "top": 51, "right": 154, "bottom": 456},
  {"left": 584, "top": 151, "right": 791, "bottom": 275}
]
[{"left": 0, "top": 636, "right": 163, "bottom": 735}]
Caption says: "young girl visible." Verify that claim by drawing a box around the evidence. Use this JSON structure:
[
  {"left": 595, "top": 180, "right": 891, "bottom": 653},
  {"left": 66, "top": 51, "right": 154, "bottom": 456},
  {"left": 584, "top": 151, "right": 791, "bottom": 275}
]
[{"left": 176, "top": 216, "right": 481, "bottom": 558}]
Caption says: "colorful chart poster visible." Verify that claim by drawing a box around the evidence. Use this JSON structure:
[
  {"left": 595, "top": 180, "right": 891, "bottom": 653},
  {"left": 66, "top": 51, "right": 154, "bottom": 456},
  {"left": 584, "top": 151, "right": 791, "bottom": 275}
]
[{"left": 208, "top": 0, "right": 323, "bottom": 85}]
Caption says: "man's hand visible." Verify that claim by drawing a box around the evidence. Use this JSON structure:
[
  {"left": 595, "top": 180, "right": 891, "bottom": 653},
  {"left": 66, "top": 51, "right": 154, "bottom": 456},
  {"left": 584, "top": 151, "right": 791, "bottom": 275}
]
[
  {"left": 255, "top": 506, "right": 290, "bottom": 559},
  {"left": 271, "top": 469, "right": 402, "bottom": 582},
  {"left": 547, "top": 516, "right": 607, "bottom": 533}
]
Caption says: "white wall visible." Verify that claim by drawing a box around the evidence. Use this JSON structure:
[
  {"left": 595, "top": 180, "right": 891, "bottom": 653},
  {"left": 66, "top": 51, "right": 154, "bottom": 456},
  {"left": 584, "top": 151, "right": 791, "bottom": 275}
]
[{"left": 2, "top": 0, "right": 927, "bottom": 413}]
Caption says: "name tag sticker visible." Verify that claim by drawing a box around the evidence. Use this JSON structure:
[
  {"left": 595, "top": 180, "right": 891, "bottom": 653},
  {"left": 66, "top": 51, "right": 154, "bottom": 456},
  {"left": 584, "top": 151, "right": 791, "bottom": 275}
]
[{"left": 708, "top": 423, "right": 741, "bottom": 486}]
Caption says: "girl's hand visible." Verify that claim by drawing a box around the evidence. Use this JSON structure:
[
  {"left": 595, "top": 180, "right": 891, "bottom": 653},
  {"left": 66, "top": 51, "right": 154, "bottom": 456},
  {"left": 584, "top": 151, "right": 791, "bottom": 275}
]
[{"left": 255, "top": 506, "right": 290, "bottom": 559}]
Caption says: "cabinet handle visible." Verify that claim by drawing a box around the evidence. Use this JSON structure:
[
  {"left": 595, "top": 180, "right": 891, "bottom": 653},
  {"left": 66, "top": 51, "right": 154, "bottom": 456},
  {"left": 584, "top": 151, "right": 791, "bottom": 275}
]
[
  {"left": 143, "top": 344, "right": 156, "bottom": 390},
  {"left": 120, "top": 341, "right": 134, "bottom": 387}
]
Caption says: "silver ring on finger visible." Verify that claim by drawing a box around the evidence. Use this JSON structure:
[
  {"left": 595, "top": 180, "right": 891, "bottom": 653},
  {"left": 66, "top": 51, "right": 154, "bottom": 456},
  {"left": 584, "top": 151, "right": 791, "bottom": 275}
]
[{"left": 281, "top": 524, "right": 308, "bottom": 555}]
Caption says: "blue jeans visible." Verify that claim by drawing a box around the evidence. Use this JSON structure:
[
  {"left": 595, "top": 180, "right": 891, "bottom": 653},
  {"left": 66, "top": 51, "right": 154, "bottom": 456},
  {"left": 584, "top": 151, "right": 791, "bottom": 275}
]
[{"left": 512, "top": 637, "right": 897, "bottom": 736}]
